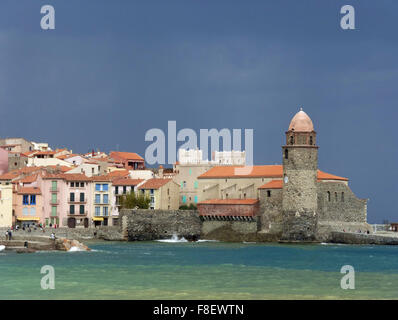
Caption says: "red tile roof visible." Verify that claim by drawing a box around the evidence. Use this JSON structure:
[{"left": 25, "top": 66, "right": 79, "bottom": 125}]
[
  {"left": 62, "top": 173, "right": 91, "bottom": 181},
  {"left": 110, "top": 151, "right": 144, "bottom": 161},
  {"left": 198, "top": 165, "right": 348, "bottom": 181},
  {"left": 0, "top": 172, "right": 19, "bottom": 180},
  {"left": 198, "top": 199, "right": 259, "bottom": 205},
  {"left": 317, "top": 170, "right": 348, "bottom": 181},
  {"left": 17, "top": 187, "right": 41, "bottom": 195},
  {"left": 42, "top": 173, "right": 65, "bottom": 180},
  {"left": 107, "top": 170, "right": 130, "bottom": 178},
  {"left": 258, "top": 180, "right": 283, "bottom": 189},
  {"left": 138, "top": 178, "right": 173, "bottom": 190},
  {"left": 14, "top": 174, "right": 38, "bottom": 184},
  {"left": 90, "top": 175, "right": 113, "bottom": 182},
  {"left": 198, "top": 165, "right": 283, "bottom": 179}
]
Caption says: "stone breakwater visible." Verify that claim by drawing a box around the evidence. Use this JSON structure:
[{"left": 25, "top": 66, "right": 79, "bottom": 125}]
[
  {"left": 330, "top": 232, "right": 398, "bottom": 245},
  {"left": 0, "top": 236, "right": 90, "bottom": 253},
  {"left": 0, "top": 226, "right": 124, "bottom": 242}
]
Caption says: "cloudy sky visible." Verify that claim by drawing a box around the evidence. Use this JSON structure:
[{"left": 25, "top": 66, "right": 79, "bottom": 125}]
[{"left": 0, "top": 0, "right": 397, "bottom": 223}]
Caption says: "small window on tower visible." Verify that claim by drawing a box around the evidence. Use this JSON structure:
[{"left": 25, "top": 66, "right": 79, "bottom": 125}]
[
  {"left": 327, "top": 191, "right": 331, "bottom": 202},
  {"left": 285, "top": 149, "right": 288, "bottom": 159},
  {"left": 290, "top": 136, "right": 294, "bottom": 145},
  {"left": 310, "top": 136, "right": 313, "bottom": 145},
  {"left": 267, "top": 190, "right": 271, "bottom": 197},
  {"left": 341, "top": 192, "right": 344, "bottom": 202},
  {"left": 335, "top": 192, "right": 338, "bottom": 201}
]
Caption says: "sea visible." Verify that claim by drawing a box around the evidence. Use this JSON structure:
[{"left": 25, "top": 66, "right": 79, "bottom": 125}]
[{"left": 0, "top": 238, "right": 397, "bottom": 299}]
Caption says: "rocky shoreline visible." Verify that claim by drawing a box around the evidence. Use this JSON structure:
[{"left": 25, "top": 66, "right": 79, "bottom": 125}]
[{"left": 0, "top": 235, "right": 90, "bottom": 253}]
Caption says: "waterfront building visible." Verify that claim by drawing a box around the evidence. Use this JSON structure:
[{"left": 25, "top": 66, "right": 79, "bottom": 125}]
[
  {"left": 138, "top": 178, "right": 179, "bottom": 210},
  {"left": 63, "top": 174, "right": 92, "bottom": 228},
  {"left": 13, "top": 185, "right": 42, "bottom": 228}
]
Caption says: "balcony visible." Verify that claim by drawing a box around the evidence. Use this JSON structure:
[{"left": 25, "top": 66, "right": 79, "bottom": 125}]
[
  {"left": 50, "top": 187, "right": 59, "bottom": 193},
  {"left": 49, "top": 200, "right": 59, "bottom": 205},
  {"left": 94, "top": 200, "right": 109, "bottom": 205},
  {"left": 67, "top": 210, "right": 88, "bottom": 216},
  {"left": 68, "top": 198, "right": 87, "bottom": 204}
]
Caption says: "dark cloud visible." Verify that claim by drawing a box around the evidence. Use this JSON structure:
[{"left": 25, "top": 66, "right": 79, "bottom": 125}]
[{"left": 0, "top": 0, "right": 396, "bottom": 222}]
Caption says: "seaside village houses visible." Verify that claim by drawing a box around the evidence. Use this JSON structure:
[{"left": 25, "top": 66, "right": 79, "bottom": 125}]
[{"left": 0, "top": 109, "right": 371, "bottom": 241}]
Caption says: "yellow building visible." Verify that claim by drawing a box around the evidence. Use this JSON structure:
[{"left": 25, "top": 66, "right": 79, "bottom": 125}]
[
  {"left": 138, "top": 178, "right": 179, "bottom": 210},
  {"left": 0, "top": 184, "right": 13, "bottom": 227}
]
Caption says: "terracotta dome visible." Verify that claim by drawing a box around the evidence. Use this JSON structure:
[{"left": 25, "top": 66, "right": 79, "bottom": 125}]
[{"left": 288, "top": 108, "right": 314, "bottom": 132}]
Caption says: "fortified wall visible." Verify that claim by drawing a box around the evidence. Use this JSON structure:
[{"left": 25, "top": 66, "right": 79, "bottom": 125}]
[
  {"left": 119, "top": 209, "right": 279, "bottom": 242},
  {"left": 119, "top": 209, "right": 202, "bottom": 241}
]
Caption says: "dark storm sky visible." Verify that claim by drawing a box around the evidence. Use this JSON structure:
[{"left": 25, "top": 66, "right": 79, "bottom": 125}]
[{"left": 0, "top": 0, "right": 397, "bottom": 223}]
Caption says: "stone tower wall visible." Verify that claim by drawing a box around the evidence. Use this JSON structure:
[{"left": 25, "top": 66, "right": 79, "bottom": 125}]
[
  {"left": 281, "top": 144, "right": 319, "bottom": 240},
  {"left": 282, "top": 146, "right": 318, "bottom": 212}
]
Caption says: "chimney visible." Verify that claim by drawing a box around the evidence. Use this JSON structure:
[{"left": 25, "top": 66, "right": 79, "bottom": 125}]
[{"left": 159, "top": 165, "right": 164, "bottom": 178}]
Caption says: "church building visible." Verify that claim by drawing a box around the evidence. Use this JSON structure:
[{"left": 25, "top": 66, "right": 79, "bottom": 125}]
[{"left": 197, "top": 109, "right": 369, "bottom": 241}]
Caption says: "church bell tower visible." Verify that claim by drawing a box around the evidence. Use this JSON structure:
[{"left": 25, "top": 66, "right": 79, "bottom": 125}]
[{"left": 281, "top": 108, "right": 318, "bottom": 241}]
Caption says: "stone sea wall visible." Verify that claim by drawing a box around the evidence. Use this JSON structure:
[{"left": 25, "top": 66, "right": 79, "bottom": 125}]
[
  {"left": 119, "top": 209, "right": 202, "bottom": 241},
  {"left": 120, "top": 209, "right": 280, "bottom": 242},
  {"left": 330, "top": 232, "right": 398, "bottom": 245}
]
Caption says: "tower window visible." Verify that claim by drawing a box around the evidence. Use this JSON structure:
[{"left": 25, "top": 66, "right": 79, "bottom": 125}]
[
  {"left": 327, "top": 191, "right": 331, "bottom": 202},
  {"left": 310, "top": 136, "right": 313, "bottom": 145},
  {"left": 335, "top": 192, "right": 338, "bottom": 201},
  {"left": 290, "top": 136, "right": 294, "bottom": 145},
  {"left": 267, "top": 190, "right": 271, "bottom": 197},
  {"left": 284, "top": 149, "right": 288, "bottom": 159},
  {"left": 341, "top": 192, "right": 344, "bottom": 202}
]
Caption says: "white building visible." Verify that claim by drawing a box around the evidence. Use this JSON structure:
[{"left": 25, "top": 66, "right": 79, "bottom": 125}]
[{"left": 177, "top": 148, "right": 246, "bottom": 166}]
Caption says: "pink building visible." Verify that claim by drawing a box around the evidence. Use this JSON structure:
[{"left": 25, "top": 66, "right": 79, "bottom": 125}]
[{"left": 40, "top": 173, "right": 93, "bottom": 228}]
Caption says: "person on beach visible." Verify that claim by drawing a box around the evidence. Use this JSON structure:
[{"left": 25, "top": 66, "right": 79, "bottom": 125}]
[
  {"left": 5, "top": 230, "right": 8, "bottom": 241},
  {"left": 50, "top": 233, "right": 55, "bottom": 240},
  {"left": 8, "top": 230, "right": 12, "bottom": 240}
]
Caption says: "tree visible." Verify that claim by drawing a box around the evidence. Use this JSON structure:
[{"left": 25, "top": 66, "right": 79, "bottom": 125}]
[
  {"left": 179, "top": 203, "right": 197, "bottom": 210},
  {"left": 119, "top": 191, "right": 151, "bottom": 209}
]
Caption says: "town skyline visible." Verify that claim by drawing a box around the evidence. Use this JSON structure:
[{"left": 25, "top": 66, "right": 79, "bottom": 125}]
[{"left": 0, "top": 0, "right": 396, "bottom": 223}]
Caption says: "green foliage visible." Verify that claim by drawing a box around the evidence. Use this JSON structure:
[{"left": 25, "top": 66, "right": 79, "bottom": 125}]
[
  {"left": 119, "top": 191, "right": 151, "bottom": 209},
  {"left": 179, "top": 203, "right": 197, "bottom": 210}
]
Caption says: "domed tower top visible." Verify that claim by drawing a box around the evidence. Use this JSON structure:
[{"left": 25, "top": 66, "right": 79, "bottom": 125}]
[
  {"left": 288, "top": 108, "right": 314, "bottom": 132},
  {"left": 284, "top": 108, "right": 317, "bottom": 146}
]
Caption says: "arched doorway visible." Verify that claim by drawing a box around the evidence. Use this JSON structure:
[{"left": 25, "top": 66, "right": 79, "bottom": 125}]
[
  {"left": 84, "top": 218, "right": 89, "bottom": 228},
  {"left": 68, "top": 218, "right": 76, "bottom": 228}
]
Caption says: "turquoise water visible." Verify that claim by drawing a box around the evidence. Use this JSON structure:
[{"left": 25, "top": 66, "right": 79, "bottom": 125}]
[{"left": 1, "top": 241, "right": 397, "bottom": 299}]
